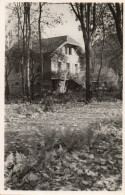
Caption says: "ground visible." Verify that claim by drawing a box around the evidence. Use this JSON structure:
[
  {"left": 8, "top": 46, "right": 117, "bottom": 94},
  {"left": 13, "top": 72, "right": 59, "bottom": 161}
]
[{"left": 5, "top": 100, "right": 122, "bottom": 190}]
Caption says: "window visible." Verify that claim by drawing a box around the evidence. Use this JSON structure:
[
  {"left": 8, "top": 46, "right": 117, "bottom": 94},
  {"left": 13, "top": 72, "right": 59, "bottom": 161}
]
[
  {"left": 75, "top": 64, "right": 78, "bottom": 73},
  {"left": 65, "top": 46, "right": 72, "bottom": 55},
  {"left": 66, "top": 63, "right": 70, "bottom": 72},
  {"left": 58, "top": 62, "right": 62, "bottom": 70},
  {"left": 69, "top": 47, "right": 72, "bottom": 55},
  {"left": 65, "top": 46, "right": 67, "bottom": 54}
]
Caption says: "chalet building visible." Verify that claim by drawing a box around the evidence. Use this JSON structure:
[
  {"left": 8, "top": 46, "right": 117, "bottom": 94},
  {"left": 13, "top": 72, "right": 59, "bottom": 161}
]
[
  {"left": 6, "top": 34, "right": 120, "bottom": 97},
  {"left": 6, "top": 35, "right": 85, "bottom": 95}
]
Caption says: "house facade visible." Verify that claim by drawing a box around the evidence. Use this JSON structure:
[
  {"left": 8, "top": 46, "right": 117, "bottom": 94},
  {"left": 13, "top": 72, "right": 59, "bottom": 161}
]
[{"left": 6, "top": 36, "right": 85, "bottom": 95}]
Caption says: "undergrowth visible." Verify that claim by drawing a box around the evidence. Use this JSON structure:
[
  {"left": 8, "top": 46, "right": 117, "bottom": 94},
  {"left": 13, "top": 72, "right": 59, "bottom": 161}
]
[
  {"left": 5, "top": 115, "right": 122, "bottom": 190},
  {"left": 4, "top": 101, "right": 122, "bottom": 190}
]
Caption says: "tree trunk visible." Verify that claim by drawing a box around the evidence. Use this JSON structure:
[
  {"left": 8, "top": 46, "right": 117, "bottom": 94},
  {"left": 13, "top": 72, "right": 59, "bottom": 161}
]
[
  {"left": 108, "top": 3, "right": 123, "bottom": 50},
  {"left": 96, "top": 50, "right": 103, "bottom": 100},
  {"left": 38, "top": 3, "right": 44, "bottom": 92},
  {"left": 27, "top": 8, "right": 31, "bottom": 101},
  {"left": 21, "top": 5, "right": 26, "bottom": 101},
  {"left": 96, "top": 15, "right": 105, "bottom": 100},
  {"left": 30, "top": 81, "right": 34, "bottom": 100},
  {"left": 84, "top": 4, "right": 92, "bottom": 102},
  {"left": 85, "top": 40, "right": 91, "bottom": 102},
  {"left": 70, "top": 3, "right": 96, "bottom": 102},
  {"left": 25, "top": 3, "right": 31, "bottom": 101},
  {"left": 5, "top": 76, "right": 10, "bottom": 100},
  {"left": 21, "top": 59, "right": 25, "bottom": 100},
  {"left": 115, "top": 20, "right": 123, "bottom": 50}
]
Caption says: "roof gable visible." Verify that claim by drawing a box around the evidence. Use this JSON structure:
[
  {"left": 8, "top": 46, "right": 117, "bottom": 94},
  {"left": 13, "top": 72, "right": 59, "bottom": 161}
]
[
  {"left": 7, "top": 35, "right": 84, "bottom": 55},
  {"left": 32, "top": 35, "right": 83, "bottom": 53}
]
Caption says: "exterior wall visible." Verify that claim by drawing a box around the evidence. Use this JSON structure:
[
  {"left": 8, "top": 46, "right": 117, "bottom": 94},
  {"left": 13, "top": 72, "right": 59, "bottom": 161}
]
[
  {"left": 51, "top": 44, "right": 81, "bottom": 74},
  {"left": 42, "top": 53, "right": 52, "bottom": 89},
  {"left": 6, "top": 43, "right": 84, "bottom": 95},
  {"left": 43, "top": 53, "right": 51, "bottom": 74},
  {"left": 7, "top": 69, "right": 23, "bottom": 95},
  {"left": 7, "top": 53, "right": 52, "bottom": 95},
  {"left": 7, "top": 72, "right": 43, "bottom": 96}
]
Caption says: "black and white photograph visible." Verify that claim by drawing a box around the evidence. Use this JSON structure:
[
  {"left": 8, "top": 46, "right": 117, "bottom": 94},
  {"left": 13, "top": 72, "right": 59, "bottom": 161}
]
[{"left": 4, "top": 1, "right": 123, "bottom": 191}]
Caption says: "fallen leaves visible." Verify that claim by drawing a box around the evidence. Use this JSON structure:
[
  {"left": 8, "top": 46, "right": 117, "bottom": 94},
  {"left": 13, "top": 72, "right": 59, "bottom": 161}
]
[
  {"left": 77, "top": 169, "right": 84, "bottom": 175},
  {"left": 4, "top": 101, "right": 122, "bottom": 190}
]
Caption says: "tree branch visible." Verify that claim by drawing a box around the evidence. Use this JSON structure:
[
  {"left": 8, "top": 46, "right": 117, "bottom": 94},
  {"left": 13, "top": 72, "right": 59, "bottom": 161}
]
[
  {"left": 108, "top": 3, "right": 117, "bottom": 20},
  {"left": 70, "top": 3, "right": 80, "bottom": 21}
]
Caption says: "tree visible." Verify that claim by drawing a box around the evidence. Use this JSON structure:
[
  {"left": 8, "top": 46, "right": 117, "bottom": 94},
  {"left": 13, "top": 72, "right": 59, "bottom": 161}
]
[
  {"left": 108, "top": 3, "right": 123, "bottom": 50},
  {"left": 91, "top": 64, "right": 118, "bottom": 90},
  {"left": 70, "top": 3, "right": 123, "bottom": 101},
  {"left": 5, "top": 46, "right": 23, "bottom": 99},
  {"left": 6, "top": 42, "right": 43, "bottom": 97},
  {"left": 38, "top": 3, "right": 46, "bottom": 92},
  {"left": 95, "top": 15, "right": 106, "bottom": 99},
  {"left": 29, "top": 51, "right": 41, "bottom": 99},
  {"left": 6, "top": 3, "right": 62, "bottom": 100},
  {"left": 70, "top": 3, "right": 97, "bottom": 101},
  {"left": 14, "top": 2, "right": 32, "bottom": 101},
  {"left": 24, "top": 3, "right": 32, "bottom": 101},
  {"left": 5, "top": 56, "right": 15, "bottom": 98}
]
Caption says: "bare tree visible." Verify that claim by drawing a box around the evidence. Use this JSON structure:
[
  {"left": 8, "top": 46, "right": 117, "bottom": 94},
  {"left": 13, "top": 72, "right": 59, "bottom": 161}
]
[
  {"left": 38, "top": 3, "right": 45, "bottom": 92},
  {"left": 5, "top": 47, "right": 23, "bottom": 99},
  {"left": 108, "top": 3, "right": 123, "bottom": 50},
  {"left": 6, "top": 3, "right": 63, "bottom": 100},
  {"left": 70, "top": 3, "right": 97, "bottom": 101},
  {"left": 5, "top": 56, "right": 15, "bottom": 98},
  {"left": 96, "top": 15, "right": 106, "bottom": 99},
  {"left": 26, "top": 3, "right": 31, "bottom": 101}
]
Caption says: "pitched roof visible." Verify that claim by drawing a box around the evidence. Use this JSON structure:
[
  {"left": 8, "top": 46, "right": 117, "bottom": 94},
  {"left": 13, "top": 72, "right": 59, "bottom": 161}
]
[
  {"left": 32, "top": 35, "right": 83, "bottom": 53},
  {"left": 7, "top": 35, "right": 84, "bottom": 55}
]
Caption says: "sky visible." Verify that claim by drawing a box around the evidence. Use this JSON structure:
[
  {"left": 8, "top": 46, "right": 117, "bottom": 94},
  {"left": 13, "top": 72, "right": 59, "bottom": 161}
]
[
  {"left": 6, "top": 3, "right": 85, "bottom": 49},
  {"left": 39, "top": 3, "right": 85, "bottom": 49}
]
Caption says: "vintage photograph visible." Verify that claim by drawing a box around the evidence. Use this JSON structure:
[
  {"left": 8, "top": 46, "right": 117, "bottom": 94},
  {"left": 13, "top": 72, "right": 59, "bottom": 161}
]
[{"left": 4, "top": 2, "right": 123, "bottom": 190}]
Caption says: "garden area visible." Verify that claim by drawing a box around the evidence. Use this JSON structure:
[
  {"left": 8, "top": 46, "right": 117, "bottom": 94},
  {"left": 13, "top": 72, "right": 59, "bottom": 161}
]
[
  {"left": 4, "top": 2, "right": 123, "bottom": 191},
  {"left": 4, "top": 97, "right": 122, "bottom": 190}
]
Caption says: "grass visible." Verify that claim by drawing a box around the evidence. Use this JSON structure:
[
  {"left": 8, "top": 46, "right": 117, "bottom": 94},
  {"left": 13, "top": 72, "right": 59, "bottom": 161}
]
[{"left": 4, "top": 100, "right": 122, "bottom": 190}]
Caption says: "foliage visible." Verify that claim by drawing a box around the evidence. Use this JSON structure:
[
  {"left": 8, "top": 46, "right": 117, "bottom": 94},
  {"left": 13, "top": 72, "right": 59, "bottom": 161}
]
[
  {"left": 91, "top": 65, "right": 118, "bottom": 90},
  {"left": 70, "top": 3, "right": 123, "bottom": 101},
  {"left": 5, "top": 3, "right": 62, "bottom": 49},
  {"left": 5, "top": 2, "right": 63, "bottom": 101},
  {"left": 107, "top": 3, "right": 123, "bottom": 50},
  {"left": 91, "top": 33, "right": 122, "bottom": 75},
  {"left": 5, "top": 101, "right": 122, "bottom": 190},
  {"left": 43, "top": 94, "right": 54, "bottom": 112},
  {"left": 67, "top": 73, "right": 85, "bottom": 87},
  {"left": 51, "top": 70, "right": 67, "bottom": 80},
  {"left": 51, "top": 71, "right": 85, "bottom": 88},
  {"left": 52, "top": 48, "right": 67, "bottom": 63},
  {"left": 6, "top": 43, "right": 41, "bottom": 69},
  {"left": 5, "top": 44, "right": 41, "bottom": 86}
]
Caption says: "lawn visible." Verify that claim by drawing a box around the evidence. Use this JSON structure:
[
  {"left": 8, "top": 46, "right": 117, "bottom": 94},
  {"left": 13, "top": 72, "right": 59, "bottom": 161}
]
[{"left": 4, "top": 100, "right": 122, "bottom": 190}]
